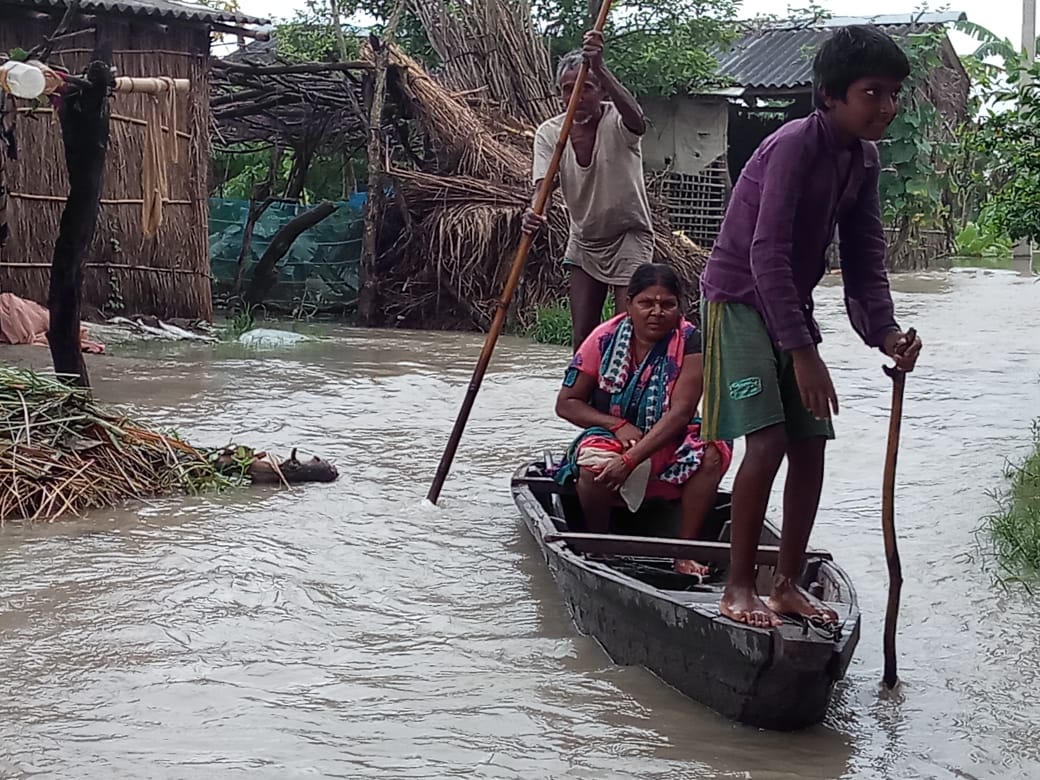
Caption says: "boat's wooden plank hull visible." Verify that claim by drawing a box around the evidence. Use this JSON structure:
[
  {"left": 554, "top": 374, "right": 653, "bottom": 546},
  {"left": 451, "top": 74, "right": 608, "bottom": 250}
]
[{"left": 512, "top": 472, "right": 861, "bottom": 731}]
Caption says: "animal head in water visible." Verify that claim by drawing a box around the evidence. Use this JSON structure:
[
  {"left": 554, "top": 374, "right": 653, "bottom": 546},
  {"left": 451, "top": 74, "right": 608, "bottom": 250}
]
[{"left": 281, "top": 449, "right": 339, "bottom": 483}]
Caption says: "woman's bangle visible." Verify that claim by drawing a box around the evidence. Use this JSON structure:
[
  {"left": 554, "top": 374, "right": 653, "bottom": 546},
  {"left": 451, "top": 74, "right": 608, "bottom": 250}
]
[
  {"left": 609, "top": 419, "right": 627, "bottom": 433},
  {"left": 621, "top": 452, "right": 636, "bottom": 470}
]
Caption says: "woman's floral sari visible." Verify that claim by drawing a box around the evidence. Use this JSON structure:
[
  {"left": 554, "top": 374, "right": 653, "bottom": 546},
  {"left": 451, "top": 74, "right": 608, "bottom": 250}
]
[{"left": 554, "top": 313, "right": 732, "bottom": 501}]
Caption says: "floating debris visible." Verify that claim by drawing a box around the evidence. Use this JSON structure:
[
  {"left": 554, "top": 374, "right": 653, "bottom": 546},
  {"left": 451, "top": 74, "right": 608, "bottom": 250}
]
[{"left": 237, "top": 328, "right": 314, "bottom": 348}]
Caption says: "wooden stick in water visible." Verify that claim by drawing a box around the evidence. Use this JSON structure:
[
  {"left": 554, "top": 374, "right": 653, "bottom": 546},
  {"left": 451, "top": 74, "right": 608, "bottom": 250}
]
[
  {"left": 426, "top": 0, "right": 615, "bottom": 505},
  {"left": 881, "top": 326, "right": 915, "bottom": 689}
]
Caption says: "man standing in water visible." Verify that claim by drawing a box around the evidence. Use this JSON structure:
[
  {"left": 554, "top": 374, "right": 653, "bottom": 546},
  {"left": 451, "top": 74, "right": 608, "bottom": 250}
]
[{"left": 523, "top": 31, "right": 655, "bottom": 351}]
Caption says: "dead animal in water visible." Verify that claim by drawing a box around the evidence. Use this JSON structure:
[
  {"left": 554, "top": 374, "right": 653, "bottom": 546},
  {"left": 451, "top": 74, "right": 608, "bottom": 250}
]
[
  {"left": 0, "top": 367, "right": 338, "bottom": 524},
  {"left": 211, "top": 447, "right": 339, "bottom": 485},
  {"left": 249, "top": 448, "right": 339, "bottom": 485}
]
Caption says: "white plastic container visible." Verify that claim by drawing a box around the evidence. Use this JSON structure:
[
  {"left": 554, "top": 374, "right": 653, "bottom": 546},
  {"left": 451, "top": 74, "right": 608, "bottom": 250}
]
[{"left": 0, "top": 60, "right": 47, "bottom": 99}]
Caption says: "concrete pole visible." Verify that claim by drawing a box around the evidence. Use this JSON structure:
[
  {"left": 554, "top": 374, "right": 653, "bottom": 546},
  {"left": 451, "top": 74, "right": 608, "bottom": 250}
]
[
  {"left": 1025, "top": 0, "right": 1037, "bottom": 69},
  {"left": 1014, "top": 0, "right": 1037, "bottom": 258}
]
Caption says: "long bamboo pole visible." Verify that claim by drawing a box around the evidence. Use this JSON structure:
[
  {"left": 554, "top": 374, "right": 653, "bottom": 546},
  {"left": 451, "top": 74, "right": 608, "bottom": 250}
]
[
  {"left": 880, "top": 326, "right": 915, "bottom": 689},
  {"left": 426, "top": 0, "right": 614, "bottom": 505}
]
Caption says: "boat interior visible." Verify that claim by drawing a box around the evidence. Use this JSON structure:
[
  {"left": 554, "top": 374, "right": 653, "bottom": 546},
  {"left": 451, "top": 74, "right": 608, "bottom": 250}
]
[{"left": 515, "top": 456, "right": 854, "bottom": 629}]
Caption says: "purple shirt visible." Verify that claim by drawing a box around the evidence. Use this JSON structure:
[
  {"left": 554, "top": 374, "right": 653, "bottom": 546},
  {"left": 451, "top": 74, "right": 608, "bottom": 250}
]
[{"left": 701, "top": 110, "right": 899, "bottom": 352}]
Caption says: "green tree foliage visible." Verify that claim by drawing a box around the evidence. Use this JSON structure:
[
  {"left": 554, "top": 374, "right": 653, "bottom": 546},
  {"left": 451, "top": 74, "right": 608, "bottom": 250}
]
[
  {"left": 537, "top": 0, "right": 738, "bottom": 96},
  {"left": 876, "top": 29, "right": 955, "bottom": 231},
  {"left": 212, "top": 146, "right": 362, "bottom": 202},
  {"left": 956, "top": 19, "right": 1037, "bottom": 86},
  {"left": 273, "top": 0, "right": 429, "bottom": 64},
  {"left": 952, "top": 21, "right": 1040, "bottom": 245},
  {"left": 267, "top": 0, "right": 738, "bottom": 97},
  {"left": 970, "top": 69, "right": 1040, "bottom": 243}
]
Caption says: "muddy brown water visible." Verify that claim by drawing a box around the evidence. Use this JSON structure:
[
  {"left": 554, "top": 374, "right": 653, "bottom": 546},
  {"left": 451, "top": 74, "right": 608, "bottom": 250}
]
[{"left": 0, "top": 266, "right": 1038, "bottom": 779}]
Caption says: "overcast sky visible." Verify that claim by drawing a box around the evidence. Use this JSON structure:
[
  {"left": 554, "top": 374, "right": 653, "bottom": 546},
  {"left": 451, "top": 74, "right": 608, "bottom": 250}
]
[{"left": 232, "top": 0, "right": 1028, "bottom": 56}]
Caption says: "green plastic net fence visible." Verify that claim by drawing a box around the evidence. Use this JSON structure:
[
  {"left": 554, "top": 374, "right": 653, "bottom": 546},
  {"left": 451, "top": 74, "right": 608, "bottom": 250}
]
[{"left": 209, "top": 195, "right": 366, "bottom": 314}]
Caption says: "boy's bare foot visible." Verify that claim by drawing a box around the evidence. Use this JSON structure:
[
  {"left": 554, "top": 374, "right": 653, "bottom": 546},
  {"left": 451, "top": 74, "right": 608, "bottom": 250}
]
[
  {"left": 720, "top": 584, "right": 781, "bottom": 628},
  {"left": 768, "top": 576, "right": 839, "bottom": 625},
  {"left": 674, "top": 559, "right": 709, "bottom": 576}
]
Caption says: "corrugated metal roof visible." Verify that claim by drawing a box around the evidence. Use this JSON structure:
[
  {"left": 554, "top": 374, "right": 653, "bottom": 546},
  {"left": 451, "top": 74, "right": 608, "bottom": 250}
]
[
  {"left": 0, "top": 0, "right": 267, "bottom": 26},
  {"left": 716, "top": 11, "right": 967, "bottom": 90},
  {"left": 809, "top": 12, "right": 967, "bottom": 28}
]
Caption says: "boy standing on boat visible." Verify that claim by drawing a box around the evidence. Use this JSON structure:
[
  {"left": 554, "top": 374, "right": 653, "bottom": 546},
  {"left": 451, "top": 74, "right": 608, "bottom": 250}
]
[
  {"left": 700, "top": 25, "right": 923, "bottom": 628},
  {"left": 523, "top": 30, "right": 655, "bottom": 352}
]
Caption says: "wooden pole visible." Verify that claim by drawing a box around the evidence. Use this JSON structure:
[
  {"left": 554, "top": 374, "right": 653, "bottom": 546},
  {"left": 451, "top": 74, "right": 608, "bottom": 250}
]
[
  {"left": 330, "top": 0, "right": 349, "bottom": 62},
  {"left": 880, "top": 326, "right": 915, "bottom": 689},
  {"left": 47, "top": 55, "right": 113, "bottom": 387},
  {"left": 426, "top": 0, "right": 615, "bottom": 505},
  {"left": 1, "top": 67, "right": 187, "bottom": 99},
  {"left": 357, "top": 0, "right": 406, "bottom": 324}
]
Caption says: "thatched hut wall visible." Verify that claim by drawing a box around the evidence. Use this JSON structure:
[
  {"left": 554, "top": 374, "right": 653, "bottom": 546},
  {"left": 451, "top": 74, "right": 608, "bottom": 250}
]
[{"left": 0, "top": 15, "right": 212, "bottom": 319}]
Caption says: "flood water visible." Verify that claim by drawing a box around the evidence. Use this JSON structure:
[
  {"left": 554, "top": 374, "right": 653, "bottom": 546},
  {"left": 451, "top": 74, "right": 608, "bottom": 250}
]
[{"left": 0, "top": 265, "right": 1038, "bottom": 779}]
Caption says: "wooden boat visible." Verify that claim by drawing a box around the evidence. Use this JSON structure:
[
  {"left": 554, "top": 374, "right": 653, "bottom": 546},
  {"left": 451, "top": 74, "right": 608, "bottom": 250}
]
[{"left": 511, "top": 454, "right": 860, "bottom": 731}]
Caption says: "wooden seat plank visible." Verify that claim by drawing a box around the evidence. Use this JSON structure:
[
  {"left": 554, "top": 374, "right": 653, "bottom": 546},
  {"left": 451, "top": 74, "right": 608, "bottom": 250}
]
[{"left": 544, "top": 531, "right": 833, "bottom": 566}]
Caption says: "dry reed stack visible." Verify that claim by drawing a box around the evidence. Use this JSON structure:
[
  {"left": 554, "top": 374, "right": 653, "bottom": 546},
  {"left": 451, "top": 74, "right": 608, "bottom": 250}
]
[
  {"left": 0, "top": 367, "right": 229, "bottom": 525},
  {"left": 409, "top": 0, "right": 557, "bottom": 127}
]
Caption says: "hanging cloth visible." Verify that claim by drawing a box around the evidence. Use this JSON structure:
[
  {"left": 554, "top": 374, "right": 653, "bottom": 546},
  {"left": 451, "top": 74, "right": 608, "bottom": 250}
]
[{"left": 140, "top": 77, "right": 178, "bottom": 239}]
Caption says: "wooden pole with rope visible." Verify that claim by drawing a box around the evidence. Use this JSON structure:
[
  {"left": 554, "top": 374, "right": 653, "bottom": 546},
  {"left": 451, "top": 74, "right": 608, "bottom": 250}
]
[
  {"left": 881, "top": 326, "right": 915, "bottom": 689},
  {"left": 426, "top": 0, "right": 614, "bottom": 505}
]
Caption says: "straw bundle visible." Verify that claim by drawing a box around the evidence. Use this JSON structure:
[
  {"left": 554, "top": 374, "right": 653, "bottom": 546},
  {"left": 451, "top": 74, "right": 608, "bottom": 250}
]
[
  {"left": 384, "top": 167, "right": 705, "bottom": 330},
  {"left": 0, "top": 367, "right": 238, "bottom": 525},
  {"left": 409, "top": 0, "right": 556, "bottom": 127},
  {"left": 386, "top": 46, "right": 532, "bottom": 183}
]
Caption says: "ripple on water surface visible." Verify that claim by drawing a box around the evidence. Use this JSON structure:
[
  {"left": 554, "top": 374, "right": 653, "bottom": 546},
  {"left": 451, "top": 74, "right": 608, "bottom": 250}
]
[{"left": 0, "top": 268, "right": 1038, "bottom": 779}]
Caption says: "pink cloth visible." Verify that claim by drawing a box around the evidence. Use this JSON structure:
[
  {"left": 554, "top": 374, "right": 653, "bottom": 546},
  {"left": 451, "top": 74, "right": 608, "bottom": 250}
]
[{"left": 0, "top": 292, "right": 105, "bottom": 353}]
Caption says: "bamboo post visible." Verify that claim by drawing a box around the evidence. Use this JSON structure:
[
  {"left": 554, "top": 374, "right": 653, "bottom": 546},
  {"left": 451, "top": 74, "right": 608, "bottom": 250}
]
[
  {"left": 357, "top": 0, "right": 406, "bottom": 324},
  {"left": 0, "top": 64, "right": 188, "bottom": 100},
  {"left": 426, "top": 0, "right": 615, "bottom": 505},
  {"left": 880, "top": 327, "right": 915, "bottom": 689},
  {"left": 113, "top": 77, "right": 190, "bottom": 94}
]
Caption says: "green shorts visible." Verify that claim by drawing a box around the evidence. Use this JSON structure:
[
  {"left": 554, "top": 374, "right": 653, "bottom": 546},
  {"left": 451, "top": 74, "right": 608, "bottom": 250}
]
[{"left": 700, "top": 300, "right": 835, "bottom": 442}]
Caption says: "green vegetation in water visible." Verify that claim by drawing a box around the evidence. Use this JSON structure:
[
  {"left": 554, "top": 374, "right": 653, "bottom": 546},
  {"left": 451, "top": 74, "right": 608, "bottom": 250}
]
[
  {"left": 982, "top": 421, "right": 1040, "bottom": 584},
  {"left": 225, "top": 307, "right": 257, "bottom": 340},
  {"left": 530, "top": 297, "right": 614, "bottom": 346}
]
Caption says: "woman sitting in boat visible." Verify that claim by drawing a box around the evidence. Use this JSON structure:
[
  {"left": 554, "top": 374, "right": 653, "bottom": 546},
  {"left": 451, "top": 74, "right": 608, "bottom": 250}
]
[{"left": 554, "top": 263, "right": 732, "bottom": 575}]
